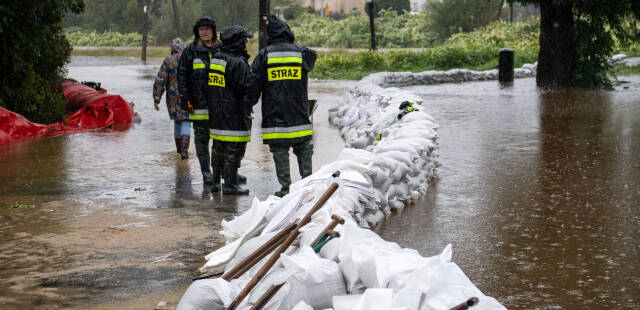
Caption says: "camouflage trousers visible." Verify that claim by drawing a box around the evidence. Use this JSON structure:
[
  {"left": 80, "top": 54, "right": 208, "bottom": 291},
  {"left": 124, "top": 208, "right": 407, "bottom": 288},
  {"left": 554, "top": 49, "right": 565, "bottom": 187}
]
[{"left": 268, "top": 140, "right": 314, "bottom": 194}]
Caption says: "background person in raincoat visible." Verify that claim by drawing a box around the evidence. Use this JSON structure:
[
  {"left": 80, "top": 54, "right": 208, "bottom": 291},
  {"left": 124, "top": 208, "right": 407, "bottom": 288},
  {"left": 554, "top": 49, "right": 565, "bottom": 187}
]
[
  {"left": 153, "top": 37, "right": 191, "bottom": 159},
  {"left": 249, "top": 16, "right": 317, "bottom": 197}
]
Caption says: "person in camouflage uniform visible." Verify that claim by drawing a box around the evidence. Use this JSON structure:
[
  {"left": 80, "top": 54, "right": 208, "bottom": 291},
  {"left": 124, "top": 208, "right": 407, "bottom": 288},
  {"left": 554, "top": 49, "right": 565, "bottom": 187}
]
[{"left": 153, "top": 38, "right": 191, "bottom": 159}]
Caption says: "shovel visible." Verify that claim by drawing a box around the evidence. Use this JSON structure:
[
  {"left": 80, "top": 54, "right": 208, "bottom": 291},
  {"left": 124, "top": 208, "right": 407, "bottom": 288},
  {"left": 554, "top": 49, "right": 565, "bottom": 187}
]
[
  {"left": 251, "top": 214, "right": 346, "bottom": 310},
  {"left": 225, "top": 182, "right": 340, "bottom": 310}
]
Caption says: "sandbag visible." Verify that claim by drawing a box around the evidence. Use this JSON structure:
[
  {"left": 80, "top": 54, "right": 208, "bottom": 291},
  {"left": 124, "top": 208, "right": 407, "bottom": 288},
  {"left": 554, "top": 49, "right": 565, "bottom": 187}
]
[{"left": 177, "top": 278, "right": 239, "bottom": 310}]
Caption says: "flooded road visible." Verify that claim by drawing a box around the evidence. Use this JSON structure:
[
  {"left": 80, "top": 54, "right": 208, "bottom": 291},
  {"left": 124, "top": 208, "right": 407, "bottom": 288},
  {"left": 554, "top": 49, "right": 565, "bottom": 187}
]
[
  {"left": 0, "top": 56, "right": 349, "bottom": 309},
  {"left": 375, "top": 77, "right": 640, "bottom": 309},
  {"left": 1, "top": 55, "right": 639, "bottom": 310}
]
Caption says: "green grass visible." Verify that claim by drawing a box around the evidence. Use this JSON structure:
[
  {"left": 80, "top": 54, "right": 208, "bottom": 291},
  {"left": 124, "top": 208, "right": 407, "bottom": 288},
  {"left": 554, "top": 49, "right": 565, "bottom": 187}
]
[
  {"left": 71, "top": 40, "right": 260, "bottom": 59},
  {"left": 71, "top": 46, "right": 169, "bottom": 58},
  {"left": 5, "top": 201, "right": 36, "bottom": 209},
  {"left": 613, "top": 64, "right": 640, "bottom": 76}
]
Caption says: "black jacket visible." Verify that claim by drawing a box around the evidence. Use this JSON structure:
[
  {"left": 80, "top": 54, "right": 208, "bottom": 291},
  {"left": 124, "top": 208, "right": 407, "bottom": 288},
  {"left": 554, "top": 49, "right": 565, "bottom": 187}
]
[
  {"left": 177, "top": 16, "right": 219, "bottom": 122},
  {"left": 249, "top": 16, "right": 317, "bottom": 144},
  {"left": 206, "top": 25, "right": 253, "bottom": 142}
]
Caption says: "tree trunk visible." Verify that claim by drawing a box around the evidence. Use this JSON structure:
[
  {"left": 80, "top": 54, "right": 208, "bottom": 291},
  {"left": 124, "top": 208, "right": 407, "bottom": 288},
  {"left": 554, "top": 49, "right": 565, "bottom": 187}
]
[
  {"left": 259, "top": 0, "right": 270, "bottom": 50},
  {"left": 536, "top": 0, "right": 576, "bottom": 87},
  {"left": 141, "top": 0, "right": 149, "bottom": 62},
  {"left": 170, "top": 0, "right": 183, "bottom": 39},
  {"left": 494, "top": 0, "right": 504, "bottom": 21}
]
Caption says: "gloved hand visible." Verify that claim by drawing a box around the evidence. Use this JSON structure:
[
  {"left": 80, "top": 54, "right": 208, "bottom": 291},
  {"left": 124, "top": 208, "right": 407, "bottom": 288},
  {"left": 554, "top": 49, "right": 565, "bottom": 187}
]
[
  {"left": 397, "top": 100, "right": 419, "bottom": 120},
  {"left": 179, "top": 94, "right": 193, "bottom": 112}
]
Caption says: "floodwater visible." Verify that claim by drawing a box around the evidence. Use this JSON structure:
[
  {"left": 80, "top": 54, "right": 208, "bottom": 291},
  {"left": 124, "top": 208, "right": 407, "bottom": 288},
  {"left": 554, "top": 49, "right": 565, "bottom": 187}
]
[
  {"left": 375, "top": 77, "right": 640, "bottom": 309},
  {"left": 1, "top": 56, "right": 638, "bottom": 310},
  {"left": 0, "top": 56, "right": 349, "bottom": 309}
]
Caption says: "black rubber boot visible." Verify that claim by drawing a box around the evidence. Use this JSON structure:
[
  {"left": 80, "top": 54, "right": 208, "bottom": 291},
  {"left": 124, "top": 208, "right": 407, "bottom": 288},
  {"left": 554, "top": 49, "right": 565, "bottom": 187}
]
[
  {"left": 237, "top": 173, "right": 247, "bottom": 184},
  {"left": 274, "top": 188, "right": 289, "bottom": 198},
  {"left": 222, "top": 164, "right": 249, "bottom": 195},
  {"left": 174, "top": 138, "right": 181, "bottom": 154},
  {"left": 211, "top": 162, "right": 223, "bottom": 192},
  {"left": 202, "top": 172, "right": 213, "bottom": 185},
  {"left": 197, "top": 152, "right": 212, "bottom": 185},
  {"left": 180, "top": 135, "right": 190, "bottom": 160}
]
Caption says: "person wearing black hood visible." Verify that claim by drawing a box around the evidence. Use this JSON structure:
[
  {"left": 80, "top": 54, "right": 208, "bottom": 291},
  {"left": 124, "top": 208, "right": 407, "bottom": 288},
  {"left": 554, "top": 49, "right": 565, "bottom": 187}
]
[
  {"left": 177, "top": 16, "right": 219, "bottom": 185},
  {"left": 206, "top": 25, "right": 254, "bottom": 195},
  {"left": 249, "top": 16, "right": 317, "bottom": 198}
]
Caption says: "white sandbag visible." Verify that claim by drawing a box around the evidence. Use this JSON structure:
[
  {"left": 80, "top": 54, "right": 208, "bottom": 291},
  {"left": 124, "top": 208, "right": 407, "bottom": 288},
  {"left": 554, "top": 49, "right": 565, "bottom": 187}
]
[
  {"left": 177, "top": 278, "right": 240, "bottom": 310},
  {"left": 220, "top": 197, "right": 270, "bottom": 242},
  {"left": 390, "top": 162, "right": 411, "bottom": 182},
  {"left": 291, "top": 300, "right": 314, "bottom": 310},
  {"left": 246, "top": 247, "right": 348, "bottom": 310},
  {"left": 375, "top": 150, "right": 417, "bottom": 166},
  {"left": 199, "top": 238, "right": 246, "bottom": 275},
  {"left": 224, "top": 232, "right": 278, "bottom": 274},
  {"left": 200, "top": 198, "right": 270, "bottom": 275},
  {"left": 386, "top": 183, "right": 409, "bottom": 202},
  {"left": 262, "top": 189, "right": 306, "bottom": 235},
  {"left": 333, "top": 289, "right": 411, "bottom": 310},
  {"left": 388, "top": 197, "right": 405, "bottom": 211},
  {"left": 338, "top": 222, "right": 395, "bottom": 289}
]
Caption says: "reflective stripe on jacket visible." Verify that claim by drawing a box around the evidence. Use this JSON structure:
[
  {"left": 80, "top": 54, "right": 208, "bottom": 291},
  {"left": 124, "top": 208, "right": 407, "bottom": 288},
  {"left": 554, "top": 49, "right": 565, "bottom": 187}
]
[
  {"left": 250, "top": 42, "right": 316, "bottom": 144},
  {"left": 178, "top": 42, "right": 219, "bottom": 122},
  {"left": 206, "top": 52, "right": 252, "bottom": 142}
]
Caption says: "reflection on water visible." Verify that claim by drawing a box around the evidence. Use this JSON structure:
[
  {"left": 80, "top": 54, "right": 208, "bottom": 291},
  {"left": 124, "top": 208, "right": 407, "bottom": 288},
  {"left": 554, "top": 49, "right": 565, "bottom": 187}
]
[{"left": 376, "top": 77, "right": 640, "bottom": 309}]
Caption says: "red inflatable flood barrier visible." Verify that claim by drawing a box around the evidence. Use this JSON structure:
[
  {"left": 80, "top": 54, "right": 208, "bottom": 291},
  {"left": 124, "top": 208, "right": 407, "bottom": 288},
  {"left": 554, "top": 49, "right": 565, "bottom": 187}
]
[{"left": 0, "top": 80, "right": 134, "bottom": 145}]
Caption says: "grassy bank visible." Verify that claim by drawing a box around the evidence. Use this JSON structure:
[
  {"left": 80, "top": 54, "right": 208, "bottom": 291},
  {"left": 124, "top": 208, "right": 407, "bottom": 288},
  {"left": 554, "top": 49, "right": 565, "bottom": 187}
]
[
  {"left": 71, "top": 40, "right": 260, "bottom": 59},
  {"left": 70, "top": 18, "right": 640, "bottom": 80},
  {"left": 72, "top": 46, "right": 169, "bottom": 58},
  {"left": 614, "top": 64, "right": 640, "bottom": 76},
  {"left": 311, "top": 20, "right": 540, "bottom": 80}
]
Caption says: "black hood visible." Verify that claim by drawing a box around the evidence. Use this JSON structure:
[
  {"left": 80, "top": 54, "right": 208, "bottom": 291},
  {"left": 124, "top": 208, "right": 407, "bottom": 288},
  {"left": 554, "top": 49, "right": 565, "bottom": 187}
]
[
  {"left": 192, "top": 16, "right": 217, "bottom": 43},
  {"left": 220, "top": 25, "right": 253, "bottom": 59},
  {"left": 267, "top": 15, "right": 294, "bottom": 45}
]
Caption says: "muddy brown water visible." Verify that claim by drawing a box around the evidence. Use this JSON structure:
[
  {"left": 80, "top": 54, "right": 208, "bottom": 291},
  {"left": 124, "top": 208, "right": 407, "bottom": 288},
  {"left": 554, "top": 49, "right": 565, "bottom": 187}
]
[
  {"left": 0, "top": 56, "right": 349, "bottom": 309},
  {"left": 375, "top": 78, "right": 640, "bottom": 309},
  {"left": 1, "top": 56, "right": 639, "bottom": 309}
]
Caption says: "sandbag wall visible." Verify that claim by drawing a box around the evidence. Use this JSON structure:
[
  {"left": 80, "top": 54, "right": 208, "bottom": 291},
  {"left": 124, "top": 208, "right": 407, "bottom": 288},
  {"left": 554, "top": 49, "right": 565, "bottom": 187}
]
[{"left": 179, "top": 72, "right": 508, "bottom": 310}]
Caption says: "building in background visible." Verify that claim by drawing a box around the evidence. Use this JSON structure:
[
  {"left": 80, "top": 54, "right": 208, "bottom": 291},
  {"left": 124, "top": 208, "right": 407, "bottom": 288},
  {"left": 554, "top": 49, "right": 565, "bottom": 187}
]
[
  {"left": 302, "top": 0, "right": 363, "bottom": 16},
  {"left": 410, "top": 0, "right": 427, "bottom": 13}
]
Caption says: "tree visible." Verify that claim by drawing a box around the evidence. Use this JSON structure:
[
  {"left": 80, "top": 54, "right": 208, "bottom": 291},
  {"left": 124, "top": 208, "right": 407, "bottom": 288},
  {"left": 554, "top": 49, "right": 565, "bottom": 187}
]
[
  {"left": 0, "top": 0, "right": 84, "bottom": 123},
  {"left": 283, "top": 4, "right": 313, "bottom": 21},
  {"left": 150, "top": 0, "right": 258, "bottom": 44},
  {"left": 365, "top": 0, "right": 411, "bottom": 16},
  {"left": 514, "top": 0, "right": 640, "bottom": 87},
  {"left": 426, "top": 0, "right": 506, "bottom": 42}
]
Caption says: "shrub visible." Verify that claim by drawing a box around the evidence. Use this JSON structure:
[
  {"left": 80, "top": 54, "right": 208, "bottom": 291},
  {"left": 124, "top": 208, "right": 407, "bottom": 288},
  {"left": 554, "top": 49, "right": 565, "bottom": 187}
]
[
  {"left": 65, "top": 30, "right": 155, "bottom": 46},
  {"left": 310, "top": 19, "right": 541, "bottom": 79}
]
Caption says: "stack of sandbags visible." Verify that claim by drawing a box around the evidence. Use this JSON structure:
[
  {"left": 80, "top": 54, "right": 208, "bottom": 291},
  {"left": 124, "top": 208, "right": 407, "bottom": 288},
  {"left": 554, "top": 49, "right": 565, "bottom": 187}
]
[
  {"left": 180, "top": 70, "right": 508, "bottom": 310},
  {"left": 328, "top": 85, "right": 440, "bottom": 225}
]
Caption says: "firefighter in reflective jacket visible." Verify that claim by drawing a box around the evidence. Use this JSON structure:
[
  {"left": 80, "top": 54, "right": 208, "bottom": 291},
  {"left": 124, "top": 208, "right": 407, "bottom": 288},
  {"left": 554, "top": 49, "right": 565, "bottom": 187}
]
[
  {"left": 178, "top": 16, "right": 219, "bottom": 185},
  {"left": 206, "top": 25, "right": 254, "bottom": 195},
  {"left": 249, "top": 16, "right": 317, "bottom": 197}
]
